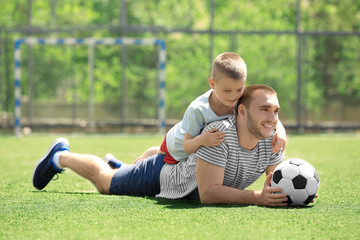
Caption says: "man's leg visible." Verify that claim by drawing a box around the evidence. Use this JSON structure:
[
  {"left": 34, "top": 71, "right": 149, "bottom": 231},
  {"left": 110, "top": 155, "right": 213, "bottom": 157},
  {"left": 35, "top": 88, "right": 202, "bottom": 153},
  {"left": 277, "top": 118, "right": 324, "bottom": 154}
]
[
  {"left": 33, "top": 138, "right": 115, "bottom": 194},
  {"left": 109, "top": 154, "right": 165, "bottom": 196},
  {"left": 59, "top": 152, "right": 116, "bottom": 194},
  {"left": 103, "top": 153, "right": 128, "bottom": 169},
  {"left": 33, "top": 138, "right": 165, "bottom": 196}
]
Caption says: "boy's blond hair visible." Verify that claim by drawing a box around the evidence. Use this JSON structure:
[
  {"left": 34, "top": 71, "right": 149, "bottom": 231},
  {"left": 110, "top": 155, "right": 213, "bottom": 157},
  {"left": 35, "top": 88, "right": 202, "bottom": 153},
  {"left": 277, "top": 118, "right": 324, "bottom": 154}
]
[{"left": 211, "top": 52, "right": 247, "bottom": 82}]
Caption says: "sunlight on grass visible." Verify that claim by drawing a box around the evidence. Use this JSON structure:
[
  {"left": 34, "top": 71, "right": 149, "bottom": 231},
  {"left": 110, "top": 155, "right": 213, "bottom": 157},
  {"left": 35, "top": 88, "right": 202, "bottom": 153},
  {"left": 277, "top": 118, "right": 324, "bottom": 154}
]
[{"left": 0, "top": 134, "right": 359, "bottom": 239}]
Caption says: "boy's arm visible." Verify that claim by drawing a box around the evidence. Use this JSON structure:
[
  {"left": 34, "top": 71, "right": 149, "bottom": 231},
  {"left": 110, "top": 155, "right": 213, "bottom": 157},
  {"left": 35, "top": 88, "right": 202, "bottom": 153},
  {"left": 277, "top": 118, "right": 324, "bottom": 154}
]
[
  {"left": 272, "top": 120, "right": 287, "bottom": 153},
  {"left": 196, "top": 158, "right": 288, "bottom": 206},
  {"left": 183, "top": 129, "right": 225, "bottom": 154}
]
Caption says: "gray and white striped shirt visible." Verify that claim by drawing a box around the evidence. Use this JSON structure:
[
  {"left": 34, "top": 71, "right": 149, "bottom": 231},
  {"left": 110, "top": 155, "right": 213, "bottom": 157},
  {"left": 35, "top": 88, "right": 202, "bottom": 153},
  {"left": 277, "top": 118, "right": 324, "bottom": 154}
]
[{"left": 156, "top": 115, "right": 284, "bottom": 199}]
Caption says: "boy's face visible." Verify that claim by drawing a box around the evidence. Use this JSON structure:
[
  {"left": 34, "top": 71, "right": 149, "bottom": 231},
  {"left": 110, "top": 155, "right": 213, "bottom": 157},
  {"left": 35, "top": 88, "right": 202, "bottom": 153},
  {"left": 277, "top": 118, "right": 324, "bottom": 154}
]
[{"left": 209, "top": 76, "right": 245, "bottom": 108}]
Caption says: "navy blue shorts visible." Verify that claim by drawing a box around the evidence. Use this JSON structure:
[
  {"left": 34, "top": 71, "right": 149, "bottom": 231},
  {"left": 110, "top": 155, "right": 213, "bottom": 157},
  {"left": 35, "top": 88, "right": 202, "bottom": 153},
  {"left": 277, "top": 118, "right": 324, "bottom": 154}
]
[{"left": 109, "top": 154, "right": 165, "bottom": 196}]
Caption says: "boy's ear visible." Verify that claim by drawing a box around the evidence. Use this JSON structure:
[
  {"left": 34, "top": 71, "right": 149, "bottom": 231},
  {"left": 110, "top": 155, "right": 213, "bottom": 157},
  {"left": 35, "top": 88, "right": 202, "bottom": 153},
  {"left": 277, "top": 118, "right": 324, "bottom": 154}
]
[{"left": 208, "top": 78, "right": 215, "bottom": 89}]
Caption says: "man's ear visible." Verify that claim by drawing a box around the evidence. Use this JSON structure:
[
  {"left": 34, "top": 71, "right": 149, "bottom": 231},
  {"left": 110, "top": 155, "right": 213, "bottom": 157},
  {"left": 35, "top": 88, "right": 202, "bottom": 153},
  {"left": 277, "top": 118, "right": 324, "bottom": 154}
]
[
  {"left": 238, "top": 104, "right": 246, "bottom": 117},
  {"left": 208, "top": 78, "right": 215, "bottom": 89}
]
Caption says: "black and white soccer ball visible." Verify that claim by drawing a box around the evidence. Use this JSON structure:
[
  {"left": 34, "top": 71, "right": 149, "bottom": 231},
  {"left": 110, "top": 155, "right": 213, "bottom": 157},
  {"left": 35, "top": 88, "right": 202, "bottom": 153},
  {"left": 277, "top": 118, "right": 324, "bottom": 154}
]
[{"left": 271, "top": 158, "right": 320, "bottom": 206}]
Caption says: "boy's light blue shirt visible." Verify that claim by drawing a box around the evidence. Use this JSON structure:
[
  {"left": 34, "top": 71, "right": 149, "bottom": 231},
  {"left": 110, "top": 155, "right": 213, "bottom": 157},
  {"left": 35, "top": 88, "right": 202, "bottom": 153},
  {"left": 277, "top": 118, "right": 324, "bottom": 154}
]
[{"left": 165, "top": 89, "right": 231, "bottom": 161}]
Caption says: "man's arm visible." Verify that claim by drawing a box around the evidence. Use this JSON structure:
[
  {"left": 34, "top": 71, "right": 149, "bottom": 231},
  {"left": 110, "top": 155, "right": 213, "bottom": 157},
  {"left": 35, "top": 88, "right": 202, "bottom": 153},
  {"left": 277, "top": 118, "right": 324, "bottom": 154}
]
[
  {"left": 265, "top": 162, "right": 282, "bottom": 176},
  {"left": 196, "top": 158, "right": 288, "bottom": 206}
]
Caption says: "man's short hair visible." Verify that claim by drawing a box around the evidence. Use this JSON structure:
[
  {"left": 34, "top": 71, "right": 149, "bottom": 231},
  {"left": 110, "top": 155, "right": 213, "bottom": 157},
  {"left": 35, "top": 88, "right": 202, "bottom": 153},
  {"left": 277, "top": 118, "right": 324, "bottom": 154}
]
[
  {"left": 211, "top": 52, "right": 247, "bottom": 81},
  {"left": 235, "top": 84, "right": 277, "bottom": 115}
]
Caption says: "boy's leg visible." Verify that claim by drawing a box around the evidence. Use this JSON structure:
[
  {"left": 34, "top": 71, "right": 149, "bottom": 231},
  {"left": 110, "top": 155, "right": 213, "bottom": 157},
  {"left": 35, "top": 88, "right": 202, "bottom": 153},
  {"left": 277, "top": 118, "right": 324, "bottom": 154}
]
[
  {"left": 134, "top": 146, "right": 162, "bottom": 163},
  {"left": 59, "top": 152, "right": 116, "bottom": 194}
]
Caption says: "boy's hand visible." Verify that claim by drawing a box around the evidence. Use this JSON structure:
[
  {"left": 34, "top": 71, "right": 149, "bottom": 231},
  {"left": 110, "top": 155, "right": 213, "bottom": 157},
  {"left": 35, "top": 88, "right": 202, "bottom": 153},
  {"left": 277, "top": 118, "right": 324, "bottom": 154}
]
[
  {"left": 273, "top": 121, "right": 287, "bottom": 153},
  {"left": 201, "top": 128, "right": 225, "bottom": 147},
  {"left": 272, "top": 131, "right": 286, "bottom": 153}
]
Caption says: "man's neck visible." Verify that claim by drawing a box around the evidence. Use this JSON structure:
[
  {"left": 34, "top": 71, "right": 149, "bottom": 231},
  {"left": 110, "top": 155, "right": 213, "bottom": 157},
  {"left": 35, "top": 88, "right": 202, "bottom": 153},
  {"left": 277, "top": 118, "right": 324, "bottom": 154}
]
[{"left": 236, "top": 120, "right": 259, "bottom": 151}]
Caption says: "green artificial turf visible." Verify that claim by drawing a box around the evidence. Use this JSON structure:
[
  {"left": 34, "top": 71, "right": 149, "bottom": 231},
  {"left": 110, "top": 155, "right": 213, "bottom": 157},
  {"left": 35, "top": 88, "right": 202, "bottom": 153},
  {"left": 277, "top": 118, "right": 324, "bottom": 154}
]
[{"left": 0, "top": 134, "right": 359, "bottom": 239}]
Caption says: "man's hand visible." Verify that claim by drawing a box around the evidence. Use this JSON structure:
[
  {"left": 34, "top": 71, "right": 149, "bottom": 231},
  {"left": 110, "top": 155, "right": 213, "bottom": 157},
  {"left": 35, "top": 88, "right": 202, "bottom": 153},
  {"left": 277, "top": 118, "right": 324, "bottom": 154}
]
[
  {"left": 256, "top": 173, "right": 288, "bottom": 207},
  {"left": 311, "top": 194, "right": 318, "bottom": 204},
  {"left": 200, "top": 128, "right": 225, "bottom": 147}
]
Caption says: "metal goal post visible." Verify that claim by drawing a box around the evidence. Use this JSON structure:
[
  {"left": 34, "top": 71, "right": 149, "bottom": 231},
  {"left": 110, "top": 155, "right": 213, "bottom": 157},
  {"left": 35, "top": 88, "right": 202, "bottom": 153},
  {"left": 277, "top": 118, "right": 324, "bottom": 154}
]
[{"left": 14, "top": 37, "right": 166, "bottom": 136}]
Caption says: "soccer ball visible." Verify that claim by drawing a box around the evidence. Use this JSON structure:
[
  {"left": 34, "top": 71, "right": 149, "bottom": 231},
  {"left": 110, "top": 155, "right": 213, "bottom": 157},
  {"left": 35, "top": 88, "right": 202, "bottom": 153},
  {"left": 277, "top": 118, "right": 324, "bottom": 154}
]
[{"left": 271, "top": 158, "right": 320, "bottom": 206}]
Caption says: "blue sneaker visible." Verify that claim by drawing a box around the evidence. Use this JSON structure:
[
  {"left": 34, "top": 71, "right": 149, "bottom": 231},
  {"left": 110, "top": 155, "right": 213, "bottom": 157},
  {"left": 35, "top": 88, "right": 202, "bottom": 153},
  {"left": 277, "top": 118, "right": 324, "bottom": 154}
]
[{"left": 32, "top": 138, "right": 70, "bottom": 190}]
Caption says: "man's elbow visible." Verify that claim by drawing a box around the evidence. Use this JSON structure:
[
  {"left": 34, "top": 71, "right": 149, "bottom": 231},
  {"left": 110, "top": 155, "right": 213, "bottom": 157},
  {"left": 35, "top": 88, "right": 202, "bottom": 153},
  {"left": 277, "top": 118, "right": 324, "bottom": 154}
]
[
  {"left": 200, "top": 195, "right": 213, "bottom": 204},
  {"left": 198, "top": 188, "right": 218, "bottom": 205}
]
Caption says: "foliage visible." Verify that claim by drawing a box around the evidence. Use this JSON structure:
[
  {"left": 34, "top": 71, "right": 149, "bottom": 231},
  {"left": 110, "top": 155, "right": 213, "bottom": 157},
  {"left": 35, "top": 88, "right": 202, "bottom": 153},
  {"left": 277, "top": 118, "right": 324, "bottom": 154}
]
[{"left": 0, "top": 0, "right": 359, "bottom": 122}]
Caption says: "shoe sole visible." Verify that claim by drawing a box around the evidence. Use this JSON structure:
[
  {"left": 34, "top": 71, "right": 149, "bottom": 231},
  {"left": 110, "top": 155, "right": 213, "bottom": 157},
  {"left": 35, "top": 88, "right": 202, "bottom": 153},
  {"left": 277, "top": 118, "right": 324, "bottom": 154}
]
[{"left": 32, "top": 138, "right": 69, "bottom": 190}]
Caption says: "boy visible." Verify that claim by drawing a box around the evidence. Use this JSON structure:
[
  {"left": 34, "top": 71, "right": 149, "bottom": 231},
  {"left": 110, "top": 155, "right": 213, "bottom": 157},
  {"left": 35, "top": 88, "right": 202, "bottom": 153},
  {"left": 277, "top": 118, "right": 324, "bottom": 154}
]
[{"left": 105, "top": 52, "right": 286, "bottom": 167}]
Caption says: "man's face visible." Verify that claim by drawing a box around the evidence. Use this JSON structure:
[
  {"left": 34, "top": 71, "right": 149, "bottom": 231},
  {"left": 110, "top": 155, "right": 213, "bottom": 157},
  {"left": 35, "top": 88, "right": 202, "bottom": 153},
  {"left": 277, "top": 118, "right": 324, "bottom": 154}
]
[{"left": 246, "top": 91, "right": 280, "bottom": 139}]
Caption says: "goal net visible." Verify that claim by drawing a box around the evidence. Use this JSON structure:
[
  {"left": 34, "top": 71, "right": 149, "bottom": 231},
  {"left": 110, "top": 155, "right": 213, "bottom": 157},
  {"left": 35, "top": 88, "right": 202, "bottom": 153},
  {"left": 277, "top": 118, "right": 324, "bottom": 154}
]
[{"left": 14, "top": 37, "right": 166, "bottom": 136}]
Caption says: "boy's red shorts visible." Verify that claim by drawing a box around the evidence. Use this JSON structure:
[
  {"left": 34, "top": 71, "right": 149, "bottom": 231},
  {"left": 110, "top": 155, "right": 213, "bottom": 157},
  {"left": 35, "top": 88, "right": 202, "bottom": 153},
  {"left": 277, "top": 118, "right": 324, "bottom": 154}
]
[{"left": 160, "top": 135, "right": 179, "bottom": 164}]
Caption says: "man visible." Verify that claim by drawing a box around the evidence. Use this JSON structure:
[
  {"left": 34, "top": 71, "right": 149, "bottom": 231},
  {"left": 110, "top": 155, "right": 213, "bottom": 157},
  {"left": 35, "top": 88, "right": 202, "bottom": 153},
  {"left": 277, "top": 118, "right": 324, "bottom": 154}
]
[{"left": 33, "top": 84, "right": 288, "bottom": 207}]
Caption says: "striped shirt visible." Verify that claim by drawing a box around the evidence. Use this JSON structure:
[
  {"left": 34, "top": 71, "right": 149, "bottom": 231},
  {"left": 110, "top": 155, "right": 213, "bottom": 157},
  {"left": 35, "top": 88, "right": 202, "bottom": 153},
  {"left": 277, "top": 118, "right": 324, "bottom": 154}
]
[{"left": 156, "top": 115, "right": 284, "bottom": 199}]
